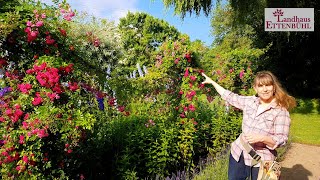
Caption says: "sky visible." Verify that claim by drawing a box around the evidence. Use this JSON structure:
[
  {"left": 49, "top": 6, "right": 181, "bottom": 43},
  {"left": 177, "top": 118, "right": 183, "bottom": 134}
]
[{"left": 40, "top": 0, "right": 214, "bottom": 46}]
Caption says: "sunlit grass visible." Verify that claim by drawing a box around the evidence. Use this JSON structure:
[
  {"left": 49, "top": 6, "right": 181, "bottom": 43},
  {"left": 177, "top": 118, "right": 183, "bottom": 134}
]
[
  {"left": 290, "top": 113, "right": 320, "bottom": 145},
  {"left": 289, "top": 98, "right": 320, "bottom": 145}
]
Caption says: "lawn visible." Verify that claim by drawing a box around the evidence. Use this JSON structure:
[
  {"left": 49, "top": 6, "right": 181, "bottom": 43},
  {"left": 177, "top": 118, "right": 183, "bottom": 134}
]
[
  {"left": 290, "top": 113, "right": 320, "bottom": 145},
  {"left": 290, "top": 98, "right": 320, "bottom": 145}
]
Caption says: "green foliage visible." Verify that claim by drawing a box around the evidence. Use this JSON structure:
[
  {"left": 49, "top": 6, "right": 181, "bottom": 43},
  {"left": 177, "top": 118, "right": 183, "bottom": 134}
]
[
  {"left": 68, "top": 13, "right": 122, "bottom": 80},
  {"left": 161, "top": 0, "right": 215, "bottom": 18},
  {"left": 145, "top": 124, "right": 179, "bottom": 177},
  {"left": 292, "top": 99, "right": 319, "bottom": 114},
  {"left": 0, "top": 0, "right": 25, "bottom": 39},
  {"left": 208, "top": 107, "right": 241, "bottom": 155},
  {"left": 118, "top": 11, "right": 180, "bottom": 67}
]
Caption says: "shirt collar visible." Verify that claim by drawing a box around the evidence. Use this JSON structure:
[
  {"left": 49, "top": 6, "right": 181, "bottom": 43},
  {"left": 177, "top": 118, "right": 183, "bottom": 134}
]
[{"left": 254, "top": 97, "right": 278, "bottom": 109}]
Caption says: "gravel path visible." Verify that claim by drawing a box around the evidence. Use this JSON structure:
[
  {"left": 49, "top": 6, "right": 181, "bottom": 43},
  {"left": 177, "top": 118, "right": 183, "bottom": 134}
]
[{"left": 280, "top": 143, "right": 320, "bottom": 180}]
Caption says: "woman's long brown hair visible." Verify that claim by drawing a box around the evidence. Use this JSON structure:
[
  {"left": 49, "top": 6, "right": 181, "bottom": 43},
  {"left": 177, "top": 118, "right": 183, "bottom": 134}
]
[{"left": 253, "top": 71, "right": 296, "bottom": 111}]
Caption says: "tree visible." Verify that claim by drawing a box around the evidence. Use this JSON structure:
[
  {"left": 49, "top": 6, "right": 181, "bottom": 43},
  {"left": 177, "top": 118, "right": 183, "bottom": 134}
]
[
  {"left": 67, "top": 13, "right": 123, "bottom": 83},
  {"left": 118, "top": 12, "right": 180, "bottom": 68}
]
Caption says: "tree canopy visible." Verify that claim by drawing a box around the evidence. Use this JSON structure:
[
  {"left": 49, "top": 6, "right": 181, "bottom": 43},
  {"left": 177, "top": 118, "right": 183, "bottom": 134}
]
[{"left": 118, "top": 12, "right": 180, "bottom": 68}]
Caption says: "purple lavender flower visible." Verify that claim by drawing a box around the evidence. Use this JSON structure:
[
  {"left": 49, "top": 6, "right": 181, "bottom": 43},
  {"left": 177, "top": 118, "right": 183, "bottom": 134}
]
[
  {"left": 96, "top": 97, "right": 104, "bottom": 111},
  {"left": 0, "top": 87, "right": 10, "bottom": 97}
]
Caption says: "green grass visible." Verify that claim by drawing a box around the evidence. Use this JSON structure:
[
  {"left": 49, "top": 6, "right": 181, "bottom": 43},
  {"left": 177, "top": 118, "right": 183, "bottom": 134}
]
[
  {"left": 290, "top": 113, "right": 320, "bottom": 145},
  {"left": 289, "top": 98, "right": 320, "bottom": 145}
]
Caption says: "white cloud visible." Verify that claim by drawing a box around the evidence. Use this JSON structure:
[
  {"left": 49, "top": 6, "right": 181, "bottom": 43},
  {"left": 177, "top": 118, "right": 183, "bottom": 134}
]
[
  {"left": 40, "top": 0, "right": 139, "bottom": 22},
  {"left": 110, "top": 9, "right": 137, "bottom": 23}
]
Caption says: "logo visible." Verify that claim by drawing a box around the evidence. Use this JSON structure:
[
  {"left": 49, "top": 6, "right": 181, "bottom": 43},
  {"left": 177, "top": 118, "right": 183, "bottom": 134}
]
[{"left": 265, "top": 8, "right": 314, "bottom": 31}]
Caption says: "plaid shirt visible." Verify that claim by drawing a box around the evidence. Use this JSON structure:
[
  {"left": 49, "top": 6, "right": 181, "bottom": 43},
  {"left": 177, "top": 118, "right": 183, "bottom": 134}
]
[{"left": 222, "top": 90, "right": 291, "bottom": 167}]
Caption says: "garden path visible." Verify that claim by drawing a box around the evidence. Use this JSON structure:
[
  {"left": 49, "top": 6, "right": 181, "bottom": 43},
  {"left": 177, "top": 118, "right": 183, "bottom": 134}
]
[{"left": 280, "top": 143, "right": 320, "bottom": 180}]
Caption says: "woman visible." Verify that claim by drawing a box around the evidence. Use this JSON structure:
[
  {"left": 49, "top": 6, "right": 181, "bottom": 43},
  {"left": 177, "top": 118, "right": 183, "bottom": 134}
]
[{"left": 201, "top": 71, "right": 296, "bottom": 180}]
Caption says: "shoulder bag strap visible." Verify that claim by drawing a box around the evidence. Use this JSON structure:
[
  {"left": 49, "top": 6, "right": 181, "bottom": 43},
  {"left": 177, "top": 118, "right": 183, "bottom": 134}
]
[{"left": 239, "top": 134, "right": 262, "bottom": 165}]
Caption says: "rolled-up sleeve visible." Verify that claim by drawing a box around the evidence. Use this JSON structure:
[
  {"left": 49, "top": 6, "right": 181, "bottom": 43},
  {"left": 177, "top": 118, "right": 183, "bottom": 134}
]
[
  {"left": 221, "top": 90, "right": 253, "bottom": 111},
  {"left": 267, "top": 110, "right": 291, "bottom": 150}
]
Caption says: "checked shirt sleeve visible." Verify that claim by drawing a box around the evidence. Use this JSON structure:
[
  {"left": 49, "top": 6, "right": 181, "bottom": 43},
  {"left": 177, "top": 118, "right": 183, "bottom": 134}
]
[
  {"left": 221, "top": 90, "right": 252, "bottom": 111},
  {"left": 267, "top": 109, "right": 291, "bottom": 150}
]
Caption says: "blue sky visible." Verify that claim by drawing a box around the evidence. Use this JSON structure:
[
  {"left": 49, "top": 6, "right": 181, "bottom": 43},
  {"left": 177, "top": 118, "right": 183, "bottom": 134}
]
[
  {"left": 138, "top": 1, "right": 214, "bottom": 46},
  {"left": 40, "top": 0, "right": 214, "bottom": 46}
]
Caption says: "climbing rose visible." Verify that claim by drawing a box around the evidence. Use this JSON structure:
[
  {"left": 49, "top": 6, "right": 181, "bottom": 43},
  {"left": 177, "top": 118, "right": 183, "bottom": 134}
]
[{"left": 184, "top": 68, "right": 189, "bottom": 77}]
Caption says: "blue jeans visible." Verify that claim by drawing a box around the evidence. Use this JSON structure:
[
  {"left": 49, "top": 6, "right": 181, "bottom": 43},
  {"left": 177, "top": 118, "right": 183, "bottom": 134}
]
[{"left": 228, "top": 152, "right": 259, "bottom": 180}]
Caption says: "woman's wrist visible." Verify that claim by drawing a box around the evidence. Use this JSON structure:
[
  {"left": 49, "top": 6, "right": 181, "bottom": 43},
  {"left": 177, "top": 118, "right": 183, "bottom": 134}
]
[{"left": 261, "top": 135, "right": 277, "bottom": 148}]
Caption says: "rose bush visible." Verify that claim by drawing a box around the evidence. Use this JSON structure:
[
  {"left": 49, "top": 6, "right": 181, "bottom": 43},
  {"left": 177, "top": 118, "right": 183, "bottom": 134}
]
[
  {"left": 0, "top": 56, "right": 98, "bottom": 179},
  {"left": 0, "top": 1, "right": 122, "bottom": 179}
]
